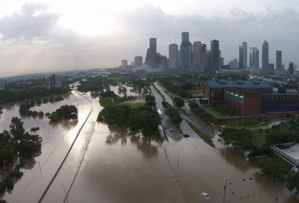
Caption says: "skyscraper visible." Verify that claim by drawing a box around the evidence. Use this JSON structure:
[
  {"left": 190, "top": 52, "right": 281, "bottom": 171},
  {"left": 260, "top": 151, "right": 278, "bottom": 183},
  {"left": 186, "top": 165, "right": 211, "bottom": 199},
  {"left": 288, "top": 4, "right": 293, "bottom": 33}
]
[
  {"left": 239, "top": 42, "right": 247, "bottom": 68},
  {"left": 276, "top": 50, "right": 282, "bottom": 69},
  {"left": 169, "top": 44, "right": 178, "bottom": 69},
  {"left": 199, "top": 44, "right": 208, "bottom": 73},
  {"left": 179, "top": 32, "right": 192, "bottom": 69},
  {"left": 145, "top": 38, "right": 157, "bottom": 69},
  {"left": 262, "top": 40, "right": 269, "bottom": 74},
  {"left": 210, "top": 39, "right": 220, "bottom": 74},
  {"left": 249, "top": 47, "right": 259, "bottom": 68},
  {"left": 121, "top": 60, "right": 128, "bottom": 69},
  {"left": 192, "top": 41, "right": 201, "bottom": 68},
  {"left": 289, "top": 62, "right": 294, "bottom": 75},
  {"left": 134, "top": 56, "right": 143, "bottom": 68}
]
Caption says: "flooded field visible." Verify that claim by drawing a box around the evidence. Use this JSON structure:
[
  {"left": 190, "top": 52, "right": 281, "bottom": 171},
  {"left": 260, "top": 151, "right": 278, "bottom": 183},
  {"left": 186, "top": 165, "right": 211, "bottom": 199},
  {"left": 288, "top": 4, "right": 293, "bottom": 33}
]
[{"left": 1, "top": 91, "right": 298, "bottom": 203}]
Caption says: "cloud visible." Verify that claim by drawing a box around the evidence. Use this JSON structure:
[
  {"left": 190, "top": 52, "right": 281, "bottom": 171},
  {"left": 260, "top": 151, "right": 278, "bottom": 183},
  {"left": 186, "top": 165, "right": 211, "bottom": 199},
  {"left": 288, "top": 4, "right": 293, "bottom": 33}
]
[
  {"left": 0, "top": 3, "right": 60, "bottom": 40},
  {"left": 0, "top": 3, "right": 299, "bottom": 77}
]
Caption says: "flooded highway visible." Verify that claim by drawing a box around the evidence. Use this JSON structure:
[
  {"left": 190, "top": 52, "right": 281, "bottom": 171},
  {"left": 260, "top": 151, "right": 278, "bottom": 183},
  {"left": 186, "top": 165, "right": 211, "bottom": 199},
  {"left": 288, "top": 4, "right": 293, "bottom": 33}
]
[{"left": 1, "top": 90, "right": 298, "bottom": 203}]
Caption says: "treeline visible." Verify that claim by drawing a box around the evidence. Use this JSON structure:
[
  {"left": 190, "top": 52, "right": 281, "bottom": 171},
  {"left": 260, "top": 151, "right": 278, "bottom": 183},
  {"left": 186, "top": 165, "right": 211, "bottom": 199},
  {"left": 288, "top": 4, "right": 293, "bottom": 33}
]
[
  {"left": 188, "top": 102, "right": 213, "bottom": 125},
  {"left": 219, "top": 122, "right": 299, "bottom": 195},
  {"left": 98, "top": 94, "right": 160, "bottom": 137},
  {"left": 48, "top": 105, "right": 78, "bottom": 122},
  {"left": 162, "top": 102, "right": 183, "bottom": 126},
  {"left": 0, "top": 86, "right": 70, "bottom": 104},
  {"left": 77, "top": 76, "right": 107, "bottom": 92},
  {"left": 0, "top": 117, "right": 42, "bottom": 194},
  {"left": 159, "top": 78, "right": 191, "bottom": 98},
  {"left": 19, "top": 96, "right": 65, "bottom": 118}
]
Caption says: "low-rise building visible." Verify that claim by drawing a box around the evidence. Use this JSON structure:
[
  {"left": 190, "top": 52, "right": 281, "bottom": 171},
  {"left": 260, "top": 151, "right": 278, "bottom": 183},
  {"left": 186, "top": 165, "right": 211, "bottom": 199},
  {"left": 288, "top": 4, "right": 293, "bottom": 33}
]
[{"left": 203, "top": 79, "right": 299, "bottom": 116}]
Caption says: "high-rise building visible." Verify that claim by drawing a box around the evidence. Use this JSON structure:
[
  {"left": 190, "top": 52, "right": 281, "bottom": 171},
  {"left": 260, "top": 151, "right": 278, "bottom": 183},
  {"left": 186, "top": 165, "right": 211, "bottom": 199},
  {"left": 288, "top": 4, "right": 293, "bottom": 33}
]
[
  {"left": 145, "top": 38, "right": 158, "bottom": 69},
  {"left": 169, "top": 44, "right": 178, "bottom": 69},
  {"left": 210, "top": 39, "right": 220, "bottom": 74},
  {"left": 179, "top": 32, "right": 192, "bottom": 69},
  {"left": 192, "top": 41, "right": 201, "bottom": 68},
  {"left": 121, "top": 60, "right": 128, "bottom": 69},
  {"left": 249, "top": 47, "right": 259, "bottom": 68},
  {"left": 49, "top": 74, "right": 62, "bottom": 87},
  {"left": 134, "top": 56, "right": 143, "bottom": 68},
  {"left": 289, "top": 62, "right": 294, "bottom": 75},
  {"left": 262, "top": 40, "right": 269, "bottom": 74},
  {"left": 239, "top": 42, "right": 247, "bottom": 68},
  {"left": 199, "top": 44, "right": 208, "bottom": 73},
  {"left": 276, "top": 51, "right": 282, "bottom": 69},
  {"left": 228, "top": 59, "right": 239, "bottom": 69}
]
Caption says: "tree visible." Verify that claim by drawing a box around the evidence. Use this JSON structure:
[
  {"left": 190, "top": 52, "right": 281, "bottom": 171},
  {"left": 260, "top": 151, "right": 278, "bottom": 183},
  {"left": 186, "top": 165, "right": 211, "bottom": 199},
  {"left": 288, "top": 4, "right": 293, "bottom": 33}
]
[
  {"left": 173, "top": 97, "right": 184, "bottom": 108},
  {"left": 219, "top": 128, "right": 253, "bottom": 154},
  {"left": 260, "top": 159, "right": 289, "bottom": 181},
  {"left": 145, "top": 95, "right": 156, "bottom": 107}
]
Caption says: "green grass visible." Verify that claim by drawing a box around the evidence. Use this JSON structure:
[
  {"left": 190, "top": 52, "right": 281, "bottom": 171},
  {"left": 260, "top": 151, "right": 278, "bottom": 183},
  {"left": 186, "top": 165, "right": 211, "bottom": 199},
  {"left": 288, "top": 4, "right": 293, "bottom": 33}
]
[
  {"left": 250, "top": 122, "right": 296, "bottom": 146},
  {"left": 204, "top": 107, "right": 225, "bottom": 118},
  {"left": 122, "top": 103, "right": 144, "bottom": 109},
  {"left": 251, "top": 130, "right": 268, "bottom": 146},
  {"left": 187, "top": 121, "right": 215, "bottom": 147},
  {"left": 223, "top": 118, "right": 274, "bottom": 128}
]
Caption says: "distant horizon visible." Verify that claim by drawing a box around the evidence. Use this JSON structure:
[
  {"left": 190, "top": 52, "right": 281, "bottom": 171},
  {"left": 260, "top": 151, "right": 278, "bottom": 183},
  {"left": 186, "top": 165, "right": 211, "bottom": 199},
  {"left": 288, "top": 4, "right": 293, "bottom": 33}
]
[{"left": 0, "top": 0, "right": 298, "bottom": 76}]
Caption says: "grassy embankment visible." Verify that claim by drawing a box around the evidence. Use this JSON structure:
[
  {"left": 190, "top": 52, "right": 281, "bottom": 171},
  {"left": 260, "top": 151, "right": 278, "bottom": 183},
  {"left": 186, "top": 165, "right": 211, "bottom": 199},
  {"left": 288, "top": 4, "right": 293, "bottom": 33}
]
[
  {"left": 187, "top": 121, "right": 215, "bottom": 147},
  {"left": 204, "top": 106, "right": 225, "bottom": 118}
]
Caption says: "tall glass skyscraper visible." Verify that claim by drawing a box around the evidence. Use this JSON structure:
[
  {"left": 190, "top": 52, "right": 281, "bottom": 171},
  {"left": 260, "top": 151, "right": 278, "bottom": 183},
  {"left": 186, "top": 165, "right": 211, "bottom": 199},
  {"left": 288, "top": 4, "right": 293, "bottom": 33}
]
[
  {"left": 179, "top": 32, "right": 192, "bottom": 69},
  {"left": 239, "top": 42, "right": 247, "bottom": 68},
  {"left": 169, "top": 44, "right": 178, "bottom": 69},
  {"left": 262, "top": 40, "right": 269, "bottom": 74},
  {"left": 145, "top": 38, "right": 157, "bottom": 69},
  {"left": 210, "top": 39, "right": 220, "bottom": 74},
  {"left": 276, "top": 50, "right": 282, "bottom": 69},
  {"left": 192, "top": 41, "right": 201, "bottom": 68},
  {"left": 249, "top": 47, "right": 259, "bottom": 68}
]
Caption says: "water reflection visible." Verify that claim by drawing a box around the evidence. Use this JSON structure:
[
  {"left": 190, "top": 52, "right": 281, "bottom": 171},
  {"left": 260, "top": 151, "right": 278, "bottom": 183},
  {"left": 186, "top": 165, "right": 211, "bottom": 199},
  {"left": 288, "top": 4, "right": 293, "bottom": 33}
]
[
  {"left": 106, "top": 125, "right": 158, "bottom": 159},
  {"left": 220, "top": 147, "right": 253, "bottom": 172}
]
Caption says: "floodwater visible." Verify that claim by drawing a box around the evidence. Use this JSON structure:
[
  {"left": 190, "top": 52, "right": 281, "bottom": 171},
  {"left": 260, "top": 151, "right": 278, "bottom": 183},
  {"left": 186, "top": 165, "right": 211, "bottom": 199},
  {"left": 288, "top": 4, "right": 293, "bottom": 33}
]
[{"left": 1, "top": 91, "right": 298, "bottom": 203}]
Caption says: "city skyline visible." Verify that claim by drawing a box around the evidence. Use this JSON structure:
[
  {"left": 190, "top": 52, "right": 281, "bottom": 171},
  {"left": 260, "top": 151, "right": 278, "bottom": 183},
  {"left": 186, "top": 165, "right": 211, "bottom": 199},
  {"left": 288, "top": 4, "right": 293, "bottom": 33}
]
[{"left": 0, "top": 0, "right": 299, "bottom": 76}]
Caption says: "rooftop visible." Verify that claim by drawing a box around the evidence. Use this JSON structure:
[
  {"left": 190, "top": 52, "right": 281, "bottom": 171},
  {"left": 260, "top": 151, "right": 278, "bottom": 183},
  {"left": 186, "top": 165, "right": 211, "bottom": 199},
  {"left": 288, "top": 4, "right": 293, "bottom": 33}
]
[
  {"left": 278, "top": 143, "right": 299, "bottom": 160},
  {"left": 206, "top": 80, "right": 272, "bottom": 89}
]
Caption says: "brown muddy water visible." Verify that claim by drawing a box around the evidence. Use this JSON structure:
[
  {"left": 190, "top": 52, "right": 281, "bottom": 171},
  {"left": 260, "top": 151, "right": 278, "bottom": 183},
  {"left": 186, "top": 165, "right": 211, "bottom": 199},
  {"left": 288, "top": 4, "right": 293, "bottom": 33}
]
[{"left": 0, "top": 91, "right": 298, "bottom": 203}]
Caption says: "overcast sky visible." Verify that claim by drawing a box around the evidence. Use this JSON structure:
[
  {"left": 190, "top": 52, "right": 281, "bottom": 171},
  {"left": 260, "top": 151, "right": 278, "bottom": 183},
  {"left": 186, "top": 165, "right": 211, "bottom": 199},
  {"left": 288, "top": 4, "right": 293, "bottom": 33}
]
[{"left": 0, "top": 0, "right": 298, "bottom": 77}]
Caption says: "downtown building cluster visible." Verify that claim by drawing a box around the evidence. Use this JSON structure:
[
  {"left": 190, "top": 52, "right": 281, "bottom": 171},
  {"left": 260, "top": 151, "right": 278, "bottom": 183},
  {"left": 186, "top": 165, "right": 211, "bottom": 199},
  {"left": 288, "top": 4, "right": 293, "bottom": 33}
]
[{"left": 121, "top": 32, "right": 297, "bottom": 76}]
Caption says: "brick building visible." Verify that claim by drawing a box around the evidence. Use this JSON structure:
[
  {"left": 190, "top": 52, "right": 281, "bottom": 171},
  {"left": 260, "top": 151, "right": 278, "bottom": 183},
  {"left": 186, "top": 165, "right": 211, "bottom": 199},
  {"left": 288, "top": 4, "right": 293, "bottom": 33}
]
[{"left": 203, "top": 80, "right": 299, "bottom": 116}]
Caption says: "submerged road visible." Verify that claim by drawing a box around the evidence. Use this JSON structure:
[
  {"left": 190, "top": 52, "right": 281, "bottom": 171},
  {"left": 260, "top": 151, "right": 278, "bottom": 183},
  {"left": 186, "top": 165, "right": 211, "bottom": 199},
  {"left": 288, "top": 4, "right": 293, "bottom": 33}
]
[{"left": 40, "top": 90, "right": 99, "bottom": 203}]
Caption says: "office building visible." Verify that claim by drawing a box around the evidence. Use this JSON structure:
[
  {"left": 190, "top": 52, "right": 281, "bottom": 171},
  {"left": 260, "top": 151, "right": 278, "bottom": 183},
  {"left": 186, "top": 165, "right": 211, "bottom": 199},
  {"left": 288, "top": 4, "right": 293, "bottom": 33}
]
[
  {"left": 145, "top": 38, "right": 158, "bottom": 69},
  {"left": 249, "top": 47, "right": 259, "bottom": 69},
  {"left": 276, "top": 51, "right": 282, "bottom": 69},
  {"left": 121, "top": 60, "right": 128, "bottom": 69},
  {"left": 179, "top": 32, "right": 192, "bottom": 69},
  {"left": 169, "top": 44, "right": 178, "bottom": 69},
  {"left": 228, "top": 59, "right": 239, "bottom": 69},
  {"left": 239, "top": 42, "right": 247, "bottom": 68},
  {"left": 289, "top": 62, "right": 294, "bottom": 75},
  {"left": 192, "top": 41, "right": 201, "bottom": 68},
  {"left": 134, "top": 56, "right": 143, "bottom": 68},
  {"left": 49, "top": 74, "right": 62, "bottom": 88},
  {"left": 203, "top": 80, "right": 299, "bottom": 116},
  {"left": 210, "top": 39, "right": 220, "bottom": 74},
  {"left": 262, "top": 40, "right": 269, "bottom": 74}
]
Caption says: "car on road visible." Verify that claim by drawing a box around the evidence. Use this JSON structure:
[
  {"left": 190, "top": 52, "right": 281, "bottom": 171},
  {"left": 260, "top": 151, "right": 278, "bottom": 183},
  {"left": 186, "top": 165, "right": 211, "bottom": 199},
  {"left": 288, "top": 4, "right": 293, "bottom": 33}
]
[
  {"left": 169, "top": 127, "right": 173, "bottom": 132},
  {"left": 183, "top": 134, "right": 190, "bottom": 138},
  {"left": 202, "top": 192, "right": 210, "bottom": 199}
]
